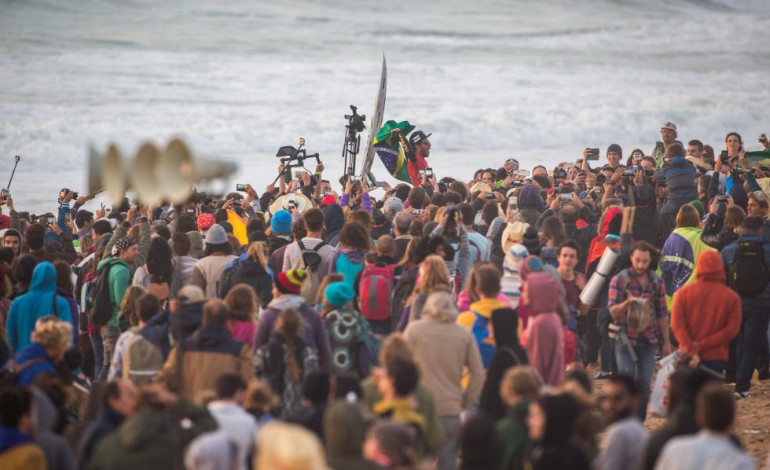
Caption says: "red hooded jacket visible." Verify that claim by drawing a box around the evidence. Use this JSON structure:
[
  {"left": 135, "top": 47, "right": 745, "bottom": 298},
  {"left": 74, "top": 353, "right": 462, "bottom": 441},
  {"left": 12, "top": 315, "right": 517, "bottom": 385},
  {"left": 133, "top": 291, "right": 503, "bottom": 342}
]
[{"left": 671, "top": 250, "right": 742, "bottom": 361}]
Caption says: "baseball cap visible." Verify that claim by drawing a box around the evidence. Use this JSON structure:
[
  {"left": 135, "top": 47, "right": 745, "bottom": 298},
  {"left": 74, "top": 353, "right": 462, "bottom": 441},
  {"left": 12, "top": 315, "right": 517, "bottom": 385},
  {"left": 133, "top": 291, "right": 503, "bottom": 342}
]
[
  {"left": 661, "top": 122, "right": 677, "bottom": 132},
  {"left": 409, "top": 130, "right": 432, "bottom": 146}
]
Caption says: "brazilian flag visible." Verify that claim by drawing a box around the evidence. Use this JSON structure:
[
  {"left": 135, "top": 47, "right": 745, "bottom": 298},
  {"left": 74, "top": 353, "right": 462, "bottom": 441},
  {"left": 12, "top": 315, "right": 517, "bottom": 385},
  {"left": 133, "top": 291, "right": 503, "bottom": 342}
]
[
  {"left": 745, "top": 149, "right": 770, "bottom": 167},
  {"left": 374, "top": 120, "right": 415, "bottom": 184}
]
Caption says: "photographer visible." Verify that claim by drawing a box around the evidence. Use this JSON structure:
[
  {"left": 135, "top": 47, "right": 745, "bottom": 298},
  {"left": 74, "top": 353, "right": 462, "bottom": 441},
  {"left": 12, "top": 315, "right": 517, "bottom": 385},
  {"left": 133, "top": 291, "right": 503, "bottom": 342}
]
[{"left": 701, "top": 200, "right": 745, "bottom": 250}]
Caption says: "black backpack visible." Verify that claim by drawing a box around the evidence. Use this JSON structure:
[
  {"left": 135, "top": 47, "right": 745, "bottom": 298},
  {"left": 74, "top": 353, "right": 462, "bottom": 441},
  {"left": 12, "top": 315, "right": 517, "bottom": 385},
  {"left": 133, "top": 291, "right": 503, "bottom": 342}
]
[
  {"left": 729, "top": 241, "right": 770, "bottom": 298},
  {"left": 88, "top": 259, "right": 122, "bottom": 326},
  {"left": 218, "top": 257, "right": 274, "bottom": 306},
  {"left": 298, "top": 239, "right": 326, "bottom": 273}
]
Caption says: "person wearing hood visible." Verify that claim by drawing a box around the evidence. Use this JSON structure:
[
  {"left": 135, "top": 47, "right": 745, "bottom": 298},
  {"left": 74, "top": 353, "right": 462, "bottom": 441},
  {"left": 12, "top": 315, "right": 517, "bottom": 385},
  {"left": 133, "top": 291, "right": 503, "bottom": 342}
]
[
  {"left": 522, "top": 272, "right": 564, "bottom": 387},
  {"left": 31, "top": 387, "right": 75, "bottom": 470},
  {"left": 0, "top": 386, "right": 47, "bottom": 470},
  {"left": 322, "top": 202, "right": 345, "bottom": 246},
  {"left": 95, "top": 236, "right": 139, "bottom": 381},
  {"left": 478, "top": 308, "right": 528, "bottom": 421},
  {"left": 86, "top": 384, "right": 218, "bottom": 470},
  {"left": 527, "top": 393, "right": 590, "bottom": 470},
  {"left": 157, "top": 300, "right": 255, "bottom": 402},
  {"left": 9, "top": 317, "right": 72, "bottom": 386},
  {"left": 671, "top": 251, "right": 741, "bottom": 375},
  {"left": 6, "top": 261, "right": 73, "bottom": 352},
  {"left": 329, "top": 221, "right": 370, "bottom": 286},
  {"left": 253, "top": 268, "right": 331, "bottom": 371},
  {"left": 324, "top": 401, "right": 385, "bottom": 470},
  {"left": 516, "top": 184, "right": 545, "bottom": 227}
]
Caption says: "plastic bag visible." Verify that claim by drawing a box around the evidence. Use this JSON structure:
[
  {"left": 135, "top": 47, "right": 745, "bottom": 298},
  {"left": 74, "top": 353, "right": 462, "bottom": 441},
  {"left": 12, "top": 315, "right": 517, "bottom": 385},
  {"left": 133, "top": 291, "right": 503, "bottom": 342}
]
[{"left": 650, "top": 352, "right": 678, "bottom": 417}]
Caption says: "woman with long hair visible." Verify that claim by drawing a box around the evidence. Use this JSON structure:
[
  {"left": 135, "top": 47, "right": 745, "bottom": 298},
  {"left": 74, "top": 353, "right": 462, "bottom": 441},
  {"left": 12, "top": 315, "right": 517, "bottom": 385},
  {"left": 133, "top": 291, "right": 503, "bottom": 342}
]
[
  {"left": 539, "top": 216, "right": 566, "bottom": 267},
  {"left": 134, "top": 237, "right": 174, "bottom": 305},
  {"left": 219, "top": 241, "right": 273, "bottom": 308},
  {"left": 254, "top": 308, "right": 319, "bottom": 418},
  {"left": 398, "top": 255, "right": 451, "bottom": 330},
  {"left": 118, "top": 285, "right": 146, "bottom": 329},
  {"left": 224, "top": 284, "right": 259, "bottom": 350}
]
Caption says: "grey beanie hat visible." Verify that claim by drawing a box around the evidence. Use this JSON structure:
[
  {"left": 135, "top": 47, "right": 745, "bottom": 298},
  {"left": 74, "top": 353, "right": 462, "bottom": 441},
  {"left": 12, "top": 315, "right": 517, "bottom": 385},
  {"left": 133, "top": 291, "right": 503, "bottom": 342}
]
[{"left": 205, "top": 224, "right": 228, "bottom": 245}]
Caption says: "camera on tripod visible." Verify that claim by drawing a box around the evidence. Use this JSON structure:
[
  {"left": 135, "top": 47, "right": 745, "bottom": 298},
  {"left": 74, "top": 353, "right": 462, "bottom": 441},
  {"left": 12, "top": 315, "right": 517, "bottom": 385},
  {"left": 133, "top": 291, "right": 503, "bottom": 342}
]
[
  {"left": 345, "top": 105, "right": 366, "bottom": 134},
  {"left": 274, "top": 138, "right": 321, "bottom": 185}
]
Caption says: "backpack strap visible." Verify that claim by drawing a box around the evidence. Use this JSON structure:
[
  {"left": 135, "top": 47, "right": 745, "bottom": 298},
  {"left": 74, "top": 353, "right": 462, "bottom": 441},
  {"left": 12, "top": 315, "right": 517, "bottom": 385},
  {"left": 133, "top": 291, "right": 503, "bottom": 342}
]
[{"left": 10, "top": 357, "right": 47, "bottom": 374}]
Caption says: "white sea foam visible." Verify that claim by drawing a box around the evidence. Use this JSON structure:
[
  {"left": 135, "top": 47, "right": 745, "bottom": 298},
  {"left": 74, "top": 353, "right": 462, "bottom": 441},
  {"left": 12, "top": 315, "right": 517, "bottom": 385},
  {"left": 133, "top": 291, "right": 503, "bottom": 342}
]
[{"left": 0, "top": 0, "right": 768, "bottom": 212}]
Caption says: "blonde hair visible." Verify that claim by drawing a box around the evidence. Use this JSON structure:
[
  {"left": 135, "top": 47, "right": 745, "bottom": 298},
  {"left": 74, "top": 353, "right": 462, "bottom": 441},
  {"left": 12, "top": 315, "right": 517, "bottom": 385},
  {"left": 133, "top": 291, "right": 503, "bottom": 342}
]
[
  {"left": 500, "top": 366, "right": 543, "bottom": 403},
  {"left": 31, "top": 317, "right": 72, "bottom": 351},
  {"left": 421, "top": 291, "right": 459, "bottom": 322},
  {"left": 407, "top": 255, "right": 450, "bottom": 309},
  {"left": 224, "top": 284, "right": 258, "bottom": 322},
  {"left": 255, "top": 422, "right": 326, "bottom": 470},
  {"left": 247, "top": 242, "right": 269, "bottom": 268}
]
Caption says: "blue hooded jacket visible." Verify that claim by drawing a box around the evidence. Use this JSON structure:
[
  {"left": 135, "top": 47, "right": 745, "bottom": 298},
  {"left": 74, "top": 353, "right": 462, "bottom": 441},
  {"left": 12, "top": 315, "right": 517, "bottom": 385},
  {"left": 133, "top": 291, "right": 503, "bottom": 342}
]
[
  {"left": 5, "top": 262, "right": 73, "bottom": 352},
  {"left": 8, "top": 342, "right": 58, "bottom": 386}
]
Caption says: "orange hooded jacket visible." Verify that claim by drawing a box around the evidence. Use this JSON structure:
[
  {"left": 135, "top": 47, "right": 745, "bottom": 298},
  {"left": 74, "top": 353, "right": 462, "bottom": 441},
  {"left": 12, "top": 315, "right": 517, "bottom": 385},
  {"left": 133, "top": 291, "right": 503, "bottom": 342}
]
[{"left": 671, "top": 250, "right": 742, "bottom": 361}]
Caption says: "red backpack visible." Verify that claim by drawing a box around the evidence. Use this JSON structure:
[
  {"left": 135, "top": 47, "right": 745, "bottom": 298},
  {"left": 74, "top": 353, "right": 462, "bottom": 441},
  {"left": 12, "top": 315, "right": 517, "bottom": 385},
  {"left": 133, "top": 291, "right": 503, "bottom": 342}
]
[{"left": 359, "top": 263, "right": 396, "bottom": 321}]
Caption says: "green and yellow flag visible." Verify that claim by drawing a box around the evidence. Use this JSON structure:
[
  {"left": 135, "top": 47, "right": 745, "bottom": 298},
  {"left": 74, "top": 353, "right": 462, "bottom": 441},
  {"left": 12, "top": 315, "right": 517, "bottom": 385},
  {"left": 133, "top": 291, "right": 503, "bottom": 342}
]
[{"left": 374, "top": 120, "right": 415, "bottom": 184}]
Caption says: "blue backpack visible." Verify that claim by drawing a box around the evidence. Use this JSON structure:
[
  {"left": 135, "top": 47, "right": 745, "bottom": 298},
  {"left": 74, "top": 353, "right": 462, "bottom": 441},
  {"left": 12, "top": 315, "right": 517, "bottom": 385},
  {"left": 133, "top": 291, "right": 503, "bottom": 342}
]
[{"left": 470, "top": 310, "right": 496, "bottom": 368}]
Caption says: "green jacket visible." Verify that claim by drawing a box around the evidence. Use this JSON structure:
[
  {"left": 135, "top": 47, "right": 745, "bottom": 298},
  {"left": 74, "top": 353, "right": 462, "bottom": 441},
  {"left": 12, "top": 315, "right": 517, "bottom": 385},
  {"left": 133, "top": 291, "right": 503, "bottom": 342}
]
[
  {"left": 86, "top": 399, "right": 217, "bottom": 470},
  {"left": 97, "top": 257, "right": 130, "bottom": 328},
  {"left": 105, "top": 220, "right": 151, "bottom": 273},
  {"left": 497, "top": 401, "right": 530, "bottom": 470}
]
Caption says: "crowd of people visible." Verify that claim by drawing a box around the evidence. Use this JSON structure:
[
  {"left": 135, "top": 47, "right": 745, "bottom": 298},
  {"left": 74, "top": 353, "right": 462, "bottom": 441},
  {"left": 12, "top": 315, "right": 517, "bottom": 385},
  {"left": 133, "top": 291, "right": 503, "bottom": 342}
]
[{"left": 1, "top": 121, "right": 769, "bottom": 469}]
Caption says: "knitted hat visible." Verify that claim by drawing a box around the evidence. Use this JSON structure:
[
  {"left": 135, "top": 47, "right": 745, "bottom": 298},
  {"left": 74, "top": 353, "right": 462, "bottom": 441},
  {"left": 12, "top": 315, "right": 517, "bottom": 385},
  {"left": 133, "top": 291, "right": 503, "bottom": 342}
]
[
  {"left": 521, "top": 226, "right": 541, "bottom": 256},
  {"left": 324, "top": 281, "right": 355, "bottom": 307},
  {"left": 111, "top": 236, "right": 136, "bottom": 256},
  {"left": 205, "top": 224, "right": 228, "bottom": 245},
  {"left": 607, "top": 144, "right": 623, "bottom": 160},
  {"left": 197, "top": 213, "right": 215, "bottom": 231},
  {"left": 270, "top": 210, "right": 292, "bottom": 234},
  {"left": 519, "top": 255, "right": 544, "bottom": 281},
  {"left": 689, "top": 200, "right": 705, "bottom": 219},
  {"left": 275, "top": 269, "right": 307, "bottom": 295},
  {"left": 321, "top": 194, "right": 337, "bottom": 206}
]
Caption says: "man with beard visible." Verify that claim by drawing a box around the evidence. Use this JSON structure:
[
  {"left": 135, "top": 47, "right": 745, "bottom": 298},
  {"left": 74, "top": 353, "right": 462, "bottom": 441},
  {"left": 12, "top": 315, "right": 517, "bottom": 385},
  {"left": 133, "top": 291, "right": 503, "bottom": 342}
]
[
  {"left": 608, "top": 241, "right": 671, "bottom": 420},
  {"left": 596, "top": 375, "right": 648, "bottom": 470},
  {"left": 653, "top": 121, "right": 681, "bottom": 167}
]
